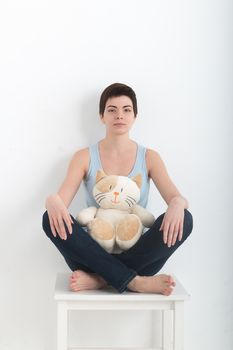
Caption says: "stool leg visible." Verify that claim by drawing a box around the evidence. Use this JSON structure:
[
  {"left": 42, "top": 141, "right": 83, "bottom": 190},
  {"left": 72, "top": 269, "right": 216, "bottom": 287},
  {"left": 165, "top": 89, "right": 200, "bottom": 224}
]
[
  {"left": 173, "top": 301, "right": 184, "bottom": 350},
  {"left": 57, "top": 301, "right": 68, "bottom": 350},
  {"left": 162, "top": 310, "right": 172, "bottom": 350}
]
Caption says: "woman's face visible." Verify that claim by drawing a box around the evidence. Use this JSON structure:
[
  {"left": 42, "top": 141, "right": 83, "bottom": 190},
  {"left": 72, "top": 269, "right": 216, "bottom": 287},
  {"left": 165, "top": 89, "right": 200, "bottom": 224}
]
[{"left": 100, "top": 95, "right": 136, "bottom": 134}]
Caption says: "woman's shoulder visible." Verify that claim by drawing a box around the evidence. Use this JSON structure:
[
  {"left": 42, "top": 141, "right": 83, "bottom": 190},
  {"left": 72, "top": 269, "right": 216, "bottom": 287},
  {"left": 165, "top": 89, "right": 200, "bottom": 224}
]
[
  {"left": 72, "top": 146, "right": 89, "bottom": 158},
  {"left": 145, "top": 147, "right": 161, "bottom": 162},
  {"left": 145, "top": 148, "right": 163, "bottom": 177}
]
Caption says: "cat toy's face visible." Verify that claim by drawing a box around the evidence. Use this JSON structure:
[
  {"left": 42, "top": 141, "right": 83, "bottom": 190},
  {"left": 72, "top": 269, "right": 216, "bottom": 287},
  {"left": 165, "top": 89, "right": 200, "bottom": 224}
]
[{"left": 93, "top": 170, "right": 142, "bottom": 210}]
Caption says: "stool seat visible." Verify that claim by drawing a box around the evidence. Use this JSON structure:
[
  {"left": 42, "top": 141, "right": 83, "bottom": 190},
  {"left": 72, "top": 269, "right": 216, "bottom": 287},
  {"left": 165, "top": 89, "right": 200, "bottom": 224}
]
[{"left": 54, "top": 272, "right": 190, "bottom": 350}]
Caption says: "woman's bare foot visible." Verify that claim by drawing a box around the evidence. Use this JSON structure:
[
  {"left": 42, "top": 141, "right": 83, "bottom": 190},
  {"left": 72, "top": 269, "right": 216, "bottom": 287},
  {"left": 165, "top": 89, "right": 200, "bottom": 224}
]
[
  {"left": 127, "top": 274, "right": 176, "bottom": 295},
  {"left": 69, "top": 270, "right": 107, "bottom": 292}
]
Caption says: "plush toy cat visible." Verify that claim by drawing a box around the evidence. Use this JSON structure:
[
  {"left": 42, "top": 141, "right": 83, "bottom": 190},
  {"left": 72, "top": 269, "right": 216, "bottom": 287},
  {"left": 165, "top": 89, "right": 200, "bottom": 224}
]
[{"left": 76, "top": 169, "right": 155, "bottom": 253}]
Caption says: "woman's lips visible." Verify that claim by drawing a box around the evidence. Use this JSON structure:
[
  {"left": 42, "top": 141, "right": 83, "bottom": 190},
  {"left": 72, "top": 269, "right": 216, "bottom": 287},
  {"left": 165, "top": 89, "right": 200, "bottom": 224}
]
[{"left": 114, "top": 123, "right": 126, "bottom": 126}]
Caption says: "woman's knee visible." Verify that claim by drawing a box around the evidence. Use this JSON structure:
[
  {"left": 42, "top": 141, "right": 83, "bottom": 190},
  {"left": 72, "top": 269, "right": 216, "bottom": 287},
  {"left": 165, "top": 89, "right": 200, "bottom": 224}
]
[
  {"left": 183, "top": 209, "right": 193, "bottom": 236},
  {"left": 42, "top": 211, "right": 51, "bottom": 236}
]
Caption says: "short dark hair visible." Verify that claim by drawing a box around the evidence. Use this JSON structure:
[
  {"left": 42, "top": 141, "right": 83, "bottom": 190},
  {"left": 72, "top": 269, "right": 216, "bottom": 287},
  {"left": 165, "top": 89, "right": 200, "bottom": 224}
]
[{"left": 99, "top": 83, "right": 138, "bottom": 117}]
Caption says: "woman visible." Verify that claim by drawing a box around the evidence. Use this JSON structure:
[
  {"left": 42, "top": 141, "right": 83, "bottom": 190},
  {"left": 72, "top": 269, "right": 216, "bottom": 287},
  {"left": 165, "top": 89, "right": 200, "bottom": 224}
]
[{"left": 42, "top": 82, "right": 193, "bottom": 295}]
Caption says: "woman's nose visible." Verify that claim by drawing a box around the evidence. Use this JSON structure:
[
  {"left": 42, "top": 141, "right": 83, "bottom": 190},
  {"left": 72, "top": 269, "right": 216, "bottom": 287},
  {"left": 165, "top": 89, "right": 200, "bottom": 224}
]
[{"left": 115, "top": 112, "right": 123, "bottom": 119}]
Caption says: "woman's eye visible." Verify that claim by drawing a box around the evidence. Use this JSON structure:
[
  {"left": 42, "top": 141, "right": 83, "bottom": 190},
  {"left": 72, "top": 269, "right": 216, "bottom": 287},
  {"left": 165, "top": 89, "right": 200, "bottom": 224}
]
[{"left": 124, "top": 109, "right": 131, "bottom": 112}]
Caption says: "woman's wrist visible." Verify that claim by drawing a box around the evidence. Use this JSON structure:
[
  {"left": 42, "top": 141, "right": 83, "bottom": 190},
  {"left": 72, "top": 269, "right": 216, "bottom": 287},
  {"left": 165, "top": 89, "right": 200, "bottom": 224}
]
[
  {"left": 45, "top": 193, "right": 59, "bottom": 209},
  {"left": 169, "top": 196, "right": 188, "bottom": 209}
]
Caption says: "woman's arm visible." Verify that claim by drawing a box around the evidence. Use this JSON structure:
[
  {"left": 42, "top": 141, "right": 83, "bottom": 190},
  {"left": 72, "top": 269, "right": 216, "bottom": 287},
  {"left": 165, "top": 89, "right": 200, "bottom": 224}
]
[
  {"left": 45, "top": 148, "right": 89, "bottom": 239},
  {"left": 146, "top": 149, "right": 189, "bottom": 208},
  {"left": 56, "top": 148, "right": 89, "bottom": 207},
  {"left": 146, "top": 149, "right": 189, "bottom": 247}
]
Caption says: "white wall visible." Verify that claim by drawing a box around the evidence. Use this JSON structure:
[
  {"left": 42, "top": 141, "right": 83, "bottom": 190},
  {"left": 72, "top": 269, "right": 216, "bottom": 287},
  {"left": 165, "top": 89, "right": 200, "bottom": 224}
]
[{"left": 0, "top": 0, "right": 232, "bottom": 349}]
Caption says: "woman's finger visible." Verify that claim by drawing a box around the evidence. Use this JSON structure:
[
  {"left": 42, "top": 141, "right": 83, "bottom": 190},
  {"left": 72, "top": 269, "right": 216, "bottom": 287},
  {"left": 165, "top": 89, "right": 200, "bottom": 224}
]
[
  {"left": 57, "top": 216, "right": 67, "bottom": 240},
  {"left": 178, "top": 222, "right": 184, "bottom": 241},
  {"left": 163, "top": 222, "right": 170, "bottom": 244},
  {"left": 64, "top": 214, "right": 73, "bottom": 234},
  {"left": 61, "top": 210, "right": 73, "bottom": 234},
  {"left": 171, "top": 222, "right": 180, "bottom": 245},
  {"left": 53, "top": 217, "right": 61, "bottom": 238},
  {"left": 159, "top": 218, "right": 164, "bottom": 231},
  {"left": 49, "top": 216, "right": 57, "bottom": 237},
  {"left": 171, "top": 230, "right": 179, "bottom": 246},
  {"left": 52, "top": 217, "right": 61, "bottom": 237},
  {"left": 66, "top": 221, "right": 73, "bottom": 235},
  {"left": 167, "top": 223, "right": 175, "bottom": 247}
]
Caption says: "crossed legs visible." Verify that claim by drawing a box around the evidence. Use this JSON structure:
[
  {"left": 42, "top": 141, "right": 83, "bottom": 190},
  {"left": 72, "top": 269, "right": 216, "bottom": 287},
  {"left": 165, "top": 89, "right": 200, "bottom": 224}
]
[{"left": 42, "top": 209, "right": 193, "bottom": 294}]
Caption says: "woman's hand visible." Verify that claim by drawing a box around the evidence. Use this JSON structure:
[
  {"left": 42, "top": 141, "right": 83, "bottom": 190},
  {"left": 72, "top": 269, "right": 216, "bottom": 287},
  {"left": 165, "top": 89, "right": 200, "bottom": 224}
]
[
  {"left": 159, "top": 197, "right": 186, "bottom": 247},
  {"left": 45, "top": 194, "right": 74, "bottom": 240}
]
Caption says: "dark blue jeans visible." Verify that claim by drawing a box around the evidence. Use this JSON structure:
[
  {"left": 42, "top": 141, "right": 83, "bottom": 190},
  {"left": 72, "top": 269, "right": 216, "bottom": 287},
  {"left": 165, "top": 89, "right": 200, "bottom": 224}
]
[{"left": 42, "top": 209, "right": 193, "bottom": 293}]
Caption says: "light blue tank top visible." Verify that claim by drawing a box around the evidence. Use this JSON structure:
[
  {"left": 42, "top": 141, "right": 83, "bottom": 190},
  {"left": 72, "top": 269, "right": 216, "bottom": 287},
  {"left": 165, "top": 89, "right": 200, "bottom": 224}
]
[{"left": 83, "top": 142, "right": 150, "bottom": 208}]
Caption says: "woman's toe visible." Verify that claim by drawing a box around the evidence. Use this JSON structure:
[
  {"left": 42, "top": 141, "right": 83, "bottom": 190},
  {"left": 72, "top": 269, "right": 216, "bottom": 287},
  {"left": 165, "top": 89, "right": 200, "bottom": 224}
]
[{"left": 167, "top": 276, "right": 176, "bottom": 286}]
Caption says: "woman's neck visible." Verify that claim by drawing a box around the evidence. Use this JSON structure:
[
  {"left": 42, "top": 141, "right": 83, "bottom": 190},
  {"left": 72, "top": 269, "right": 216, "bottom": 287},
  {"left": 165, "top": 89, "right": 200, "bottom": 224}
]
[{"left": 100, "top": 135, "right": 135, "bottom": 154}]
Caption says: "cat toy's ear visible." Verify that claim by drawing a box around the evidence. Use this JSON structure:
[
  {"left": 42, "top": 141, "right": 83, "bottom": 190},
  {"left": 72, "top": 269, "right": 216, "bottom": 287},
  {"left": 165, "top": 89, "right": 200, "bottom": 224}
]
[
  {"left": 96, "top": 169, "right": 107, "bottom": 183},
  {"left": 131, "top": 173, "right": 142, "bottom": 188}
]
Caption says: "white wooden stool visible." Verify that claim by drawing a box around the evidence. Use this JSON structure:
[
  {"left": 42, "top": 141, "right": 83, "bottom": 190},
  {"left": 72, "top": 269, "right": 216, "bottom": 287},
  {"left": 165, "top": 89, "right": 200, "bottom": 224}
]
[{"left": 54, "top": 272, "right": 190, "bottom": 350}]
